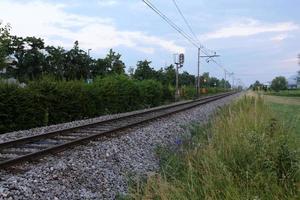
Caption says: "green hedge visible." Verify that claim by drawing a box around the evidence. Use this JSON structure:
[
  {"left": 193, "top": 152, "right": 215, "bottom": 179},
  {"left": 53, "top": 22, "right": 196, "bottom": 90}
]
[
  {"left": 0, "top": 76, "right": 230, "bottom": 134},
  {"left": 0, "top": 76, "right": 168, "bottom": 134},
  {"left": 92, "top": 75, "right": 141, "bottom": 114},
  {"left": 181, "top": 86, "right": 196, "bottom": 99},
  {"left": 0, "top": 83, "right": 45, "bottom": 133},
  {"left": 139, "top": 80, "right": 163, "bottom": 107},
  {"left": 28, "top": 79, "right": 97, "bottom": 124}
]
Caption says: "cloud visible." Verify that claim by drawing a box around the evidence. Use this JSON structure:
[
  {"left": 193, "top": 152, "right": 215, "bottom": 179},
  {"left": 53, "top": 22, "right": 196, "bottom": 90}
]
[
  {"left": 201, "top": 18, "right": 299, "bottom": 40},
  {"left": 0, "top": 0, "right": 184, "bottom": 54}
]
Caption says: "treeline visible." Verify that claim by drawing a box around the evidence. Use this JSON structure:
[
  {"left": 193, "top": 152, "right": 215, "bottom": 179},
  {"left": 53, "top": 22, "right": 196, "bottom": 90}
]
[
  {"left": 0, "top": 23, "right": 230, "bottom": 133},
  {"left": 250, "top": 76, "right": 293, "bottom": 92},
  {"left": 0, "top": 22, "right": 230, "bottom": 88}
]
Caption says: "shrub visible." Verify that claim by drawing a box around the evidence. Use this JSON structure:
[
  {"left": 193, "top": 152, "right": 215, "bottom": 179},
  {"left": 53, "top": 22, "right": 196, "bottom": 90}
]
[
  {"left": 0, "top": 82, "right": 46, "bottom": 133},
  {"left": 93, "top": 75, "right": 141, "bottom": 113},
  {"left": 28, "top": 78, "right": 96, "bottom": 124},
  {"left": 181, "top": 85, "right": 196, "bottom": 99},
  {"left": 162, "top": 84, "right": 175, "bottom": 103},
  {"left": 0, "top": 75, "right": 227, "bottom": 134},
  {"left": 138, "top": 80, "right": 163, "bottom": 107}
]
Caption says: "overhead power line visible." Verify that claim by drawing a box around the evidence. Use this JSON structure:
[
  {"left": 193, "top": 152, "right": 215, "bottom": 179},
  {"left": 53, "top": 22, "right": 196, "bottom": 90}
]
[
  {"left": 171, "top": 0, "right": 200, "bottom": 44},
  {"left": 143, "top": 0, "right": 216, "bottom": 58},
  {"left": 142, "top": 0, "right": 200, "bottom": 49},
  {"left": 142, "top": 0, "right": 242, "bottom": 87},
  {"left": 171, "top": 0, "right": 217, "bottom": 57},
  {"left": 170, "top": 0, "right": 232, "bottom": 89},
  {"left": 142, "top": 0, "right": 228, "bottom": 65}
]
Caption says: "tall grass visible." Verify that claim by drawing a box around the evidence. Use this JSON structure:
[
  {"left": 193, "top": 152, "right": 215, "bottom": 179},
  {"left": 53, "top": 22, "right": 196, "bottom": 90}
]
[{"left": 127, "top": 96, "right": 300, "bottom": 200}]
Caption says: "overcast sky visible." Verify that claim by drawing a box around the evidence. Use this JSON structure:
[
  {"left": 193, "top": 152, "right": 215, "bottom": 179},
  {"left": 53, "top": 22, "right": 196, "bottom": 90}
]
[{"left": 1, "top": 0, "right": 299, "bottom": 86}]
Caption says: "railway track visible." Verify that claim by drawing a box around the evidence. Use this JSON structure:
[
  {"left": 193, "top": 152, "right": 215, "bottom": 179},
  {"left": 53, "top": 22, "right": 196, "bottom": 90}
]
[{"left": 0, "top": 92, "right": 235, "bottom": 168}]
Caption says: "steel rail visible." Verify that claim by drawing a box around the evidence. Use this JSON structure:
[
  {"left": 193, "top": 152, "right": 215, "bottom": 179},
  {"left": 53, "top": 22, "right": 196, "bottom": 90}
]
[{"left": 0, "top": 92, "right": 235, "bottom": 168}]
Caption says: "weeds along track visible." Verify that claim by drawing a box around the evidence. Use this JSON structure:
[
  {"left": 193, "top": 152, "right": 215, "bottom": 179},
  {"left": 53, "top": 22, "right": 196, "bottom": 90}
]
[{"left": 0, "top": 92, "right": 235, "bottom": 168}]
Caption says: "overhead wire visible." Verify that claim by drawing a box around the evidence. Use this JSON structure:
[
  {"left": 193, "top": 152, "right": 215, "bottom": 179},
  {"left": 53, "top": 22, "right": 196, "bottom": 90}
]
[
  {"left": 170, "top": 0, "right": 228, "bottom": 69},
  {"left": 142, "top": 0, "right": 199, "bottom": 49},
  {"left": 171, "top": 0, "right": 201, "bottom": 45},
  {"left": 170, "top": 0, "right": 219, "bottom": 57},
  {"left": 143, "top": 0, "right": 242, "bottom": 85}
]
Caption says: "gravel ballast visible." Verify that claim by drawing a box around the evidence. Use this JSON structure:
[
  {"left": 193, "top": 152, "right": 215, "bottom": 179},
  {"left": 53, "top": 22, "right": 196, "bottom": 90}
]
[{"left": 0, "top": 93, "right": 240, "bottom": 200}]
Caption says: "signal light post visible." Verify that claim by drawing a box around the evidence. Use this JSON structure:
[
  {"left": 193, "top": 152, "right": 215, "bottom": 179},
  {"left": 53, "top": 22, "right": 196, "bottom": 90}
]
[{"left": 174, "top": 53, "right": 184, "bottom": 101}]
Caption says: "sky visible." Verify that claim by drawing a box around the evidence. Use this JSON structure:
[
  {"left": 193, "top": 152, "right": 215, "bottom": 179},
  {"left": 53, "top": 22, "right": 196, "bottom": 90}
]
[{"left": 0, "top": 0, "right": 299, "bottom": 86}]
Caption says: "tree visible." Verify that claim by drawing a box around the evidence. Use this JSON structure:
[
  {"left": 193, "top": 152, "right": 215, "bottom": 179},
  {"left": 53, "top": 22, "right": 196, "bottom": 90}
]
[
  {"left": 133, "top": 60, "right": 156, "bottom": 80},
  {"left": 44, "top": 46, "right": 66, "bottom": 79},
  {"left": 271, "top": 76, "right": 287, "bottom": 92},
  {"left": 208, "top": 77, "right": 220, "bottom": 87},
  {"left": 64, "top": 41, "right": 91, "bottom": 80},
  {"left": 297, "top": 54, "right": 300, "bottom": 86},
  {"left": 104, "top": 49, "right": 125, "bottom": 75},
  {"left": 219, "top": 78, "right": 231, "bottom": 89},
  {"left": 179, "top": 71, "right": 195, "bottom": 86},
  {"left": 250, "top": 80, "right": 264, "bottom": 91},
  {"left": 6, "top": 36, "right": 46, "bottom": 81},
  {"left": 297, "top": 71, "right": 300, "bottom": 87},
  {"left": 200, "top": 72, "right": 210, "bottom": 88},
  {"left": 0, "top": 23, "right": 11, "bottom": 71},
  {"left": 91, "top": 58, "right": 110, "bottom": 78},
  {"left": 163, "top": 65, "right": 176, "bottom": 86}
]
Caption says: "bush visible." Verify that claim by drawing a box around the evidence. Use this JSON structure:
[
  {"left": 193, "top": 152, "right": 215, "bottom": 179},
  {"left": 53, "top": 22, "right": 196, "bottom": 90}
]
[
  {"left": 162, "top": 84, "right": 175, "bottom": 103},
  {"left": 271, "top": 76, "right": 288, "bottom": 92},
  {"left": 181, "top": 85, "right": 196, "bottom": 99},
  {"left": 0, "top": 75, "right": 227, "bottom": 134},
  {"left": 93, "top": 75, "right": 141, "bottom": 114},
  {"left": 0, "top": 83, "right": 46, "bottom": 133},
  {"left": 28, "top": 78, "right": 97, "bottom": 124},
  {"left": 138, "top": 80, "right": 163, "bottom": 107}
]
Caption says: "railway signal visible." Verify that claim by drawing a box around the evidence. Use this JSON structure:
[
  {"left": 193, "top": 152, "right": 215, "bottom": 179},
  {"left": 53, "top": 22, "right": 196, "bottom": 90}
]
[
  {"left": 179, "top": 53, "right": 184, "bottom": 65},
  {"left": 174, "top": 53, "right": 184, "bottom": 101}
]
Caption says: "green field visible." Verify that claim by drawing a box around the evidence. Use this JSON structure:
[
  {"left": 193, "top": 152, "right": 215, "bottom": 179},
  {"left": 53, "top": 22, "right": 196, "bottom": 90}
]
[
  {"left": 262, "top": 91, "right": 300, "bottom": 137},
  {"left": 266, "top": 89, "right": 300, "bottom": 97},
  {"left": 268, "top": 102, "right": 300, "bottom": 136}
]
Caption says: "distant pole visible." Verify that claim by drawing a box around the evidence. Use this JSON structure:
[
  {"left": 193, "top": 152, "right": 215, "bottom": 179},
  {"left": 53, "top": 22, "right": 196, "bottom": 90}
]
[
  {"left": 175, "top": 63, "right": 180, "bottom": 101},
  {"left": 224, "top": 70, "right": 227, "bottom": 89},
  {"left": 198, "top": 51, "right": 220, "bottom": 96},
  {"left": 197, "top": 47, "right": 200, "bottom": 98},
  {"left": 88, "top": 49, "right": 92, "bottom": 56}
]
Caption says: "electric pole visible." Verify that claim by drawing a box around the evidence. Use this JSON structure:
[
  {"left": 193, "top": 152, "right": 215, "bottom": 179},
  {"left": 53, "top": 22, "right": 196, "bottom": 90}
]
[
  {"left": 197, "top": 48, "right": 200, "bottom": 98},
  {"left": 88, "top": 49, "right": 92, "bottom": 57},
  {"left": 224, "top": 70, "right": 227, "bottom": 89},
  {"left": 197, "top": 51, "right": 220, "bottom": 98}
]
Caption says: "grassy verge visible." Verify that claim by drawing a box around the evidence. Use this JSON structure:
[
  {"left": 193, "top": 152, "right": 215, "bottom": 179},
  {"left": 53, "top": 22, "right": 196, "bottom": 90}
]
[{"left": 126, "top": 95, "right": 300, "bottom": 199}]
